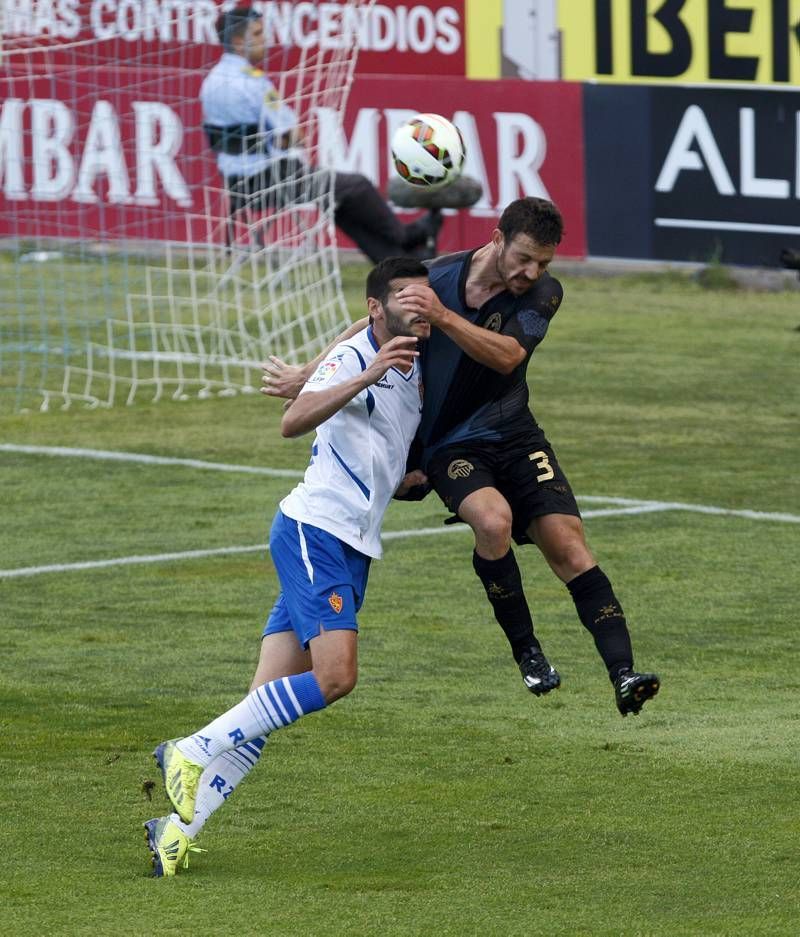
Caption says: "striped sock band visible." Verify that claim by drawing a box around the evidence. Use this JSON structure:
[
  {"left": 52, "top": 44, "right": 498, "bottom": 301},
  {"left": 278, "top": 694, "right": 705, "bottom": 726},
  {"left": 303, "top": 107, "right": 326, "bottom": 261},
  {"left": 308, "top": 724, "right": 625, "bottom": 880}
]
[
  {"left": 180, "top": 672, "right": 326, "bottom": 765},
  {"left": 247, "top": 672, "right": 327, "bottom": 733}
]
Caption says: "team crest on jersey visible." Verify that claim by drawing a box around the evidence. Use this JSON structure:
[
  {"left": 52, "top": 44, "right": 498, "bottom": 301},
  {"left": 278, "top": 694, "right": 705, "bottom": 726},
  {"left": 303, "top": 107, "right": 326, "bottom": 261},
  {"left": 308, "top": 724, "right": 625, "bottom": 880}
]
[
  {"left": 485, "top": 312, "right": 503, "bottom": 332},
  {"left": 308, "top": 357, "right": 342, "bottom": 384},
  {"left": 328, "top": 592, "right": 343, "bottom": 614},
  {"left": 447, "top": 459, "right": 474, "bottom": 480}
]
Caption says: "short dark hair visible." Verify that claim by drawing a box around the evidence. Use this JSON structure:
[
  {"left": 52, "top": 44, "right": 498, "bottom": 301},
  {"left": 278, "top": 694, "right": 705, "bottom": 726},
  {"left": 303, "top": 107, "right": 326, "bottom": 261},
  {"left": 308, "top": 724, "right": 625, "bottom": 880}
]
[
  {"left": 366, "top": 257, "right": 429, "bottom": 305},
  {"left": 216, "top": 6, "right": 261, "bottom": 50},
  {"left": 498, "top": 197, "right": 563, "bottom": 246}
]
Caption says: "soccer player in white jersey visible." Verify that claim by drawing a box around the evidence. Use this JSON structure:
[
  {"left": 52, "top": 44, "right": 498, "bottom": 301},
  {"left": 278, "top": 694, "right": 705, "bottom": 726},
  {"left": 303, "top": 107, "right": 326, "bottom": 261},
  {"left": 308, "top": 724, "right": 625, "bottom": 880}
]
[{"left": 144, "top": 258, "right": 431, "bottom": 877}]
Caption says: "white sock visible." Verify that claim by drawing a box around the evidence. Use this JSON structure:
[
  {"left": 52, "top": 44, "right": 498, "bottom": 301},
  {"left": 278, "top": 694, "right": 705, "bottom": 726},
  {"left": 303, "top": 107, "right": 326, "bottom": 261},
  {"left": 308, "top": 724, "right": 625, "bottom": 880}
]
[
  {"left": 173, "top": 737, "right": 266, "bottom": 838},
  {"left": 177, "top": 672, "right": 326, "bottom": 765}
]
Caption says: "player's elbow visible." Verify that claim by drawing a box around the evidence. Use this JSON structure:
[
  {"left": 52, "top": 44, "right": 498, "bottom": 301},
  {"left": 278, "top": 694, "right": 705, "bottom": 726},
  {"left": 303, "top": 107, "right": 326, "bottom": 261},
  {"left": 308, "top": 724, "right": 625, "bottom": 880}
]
[
  {"left": 496, "top": 349, "right": 526, "bottom": 375},
  {"left": 280, "top": 412, "right": 304, "bottom": 438},
  {"left": 281, "top": 422, "right": 305, "bottom": 439},
  {"left": 282, "top": 394, "right": 317, "bottom": 437}
]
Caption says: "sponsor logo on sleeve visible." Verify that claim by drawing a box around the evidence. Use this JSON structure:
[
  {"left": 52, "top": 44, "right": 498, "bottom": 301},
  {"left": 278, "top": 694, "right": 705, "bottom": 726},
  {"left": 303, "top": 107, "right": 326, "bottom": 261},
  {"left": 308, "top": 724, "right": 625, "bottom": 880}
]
[{"left": 308, "top": 357, "right": 343, "bottom": 384}]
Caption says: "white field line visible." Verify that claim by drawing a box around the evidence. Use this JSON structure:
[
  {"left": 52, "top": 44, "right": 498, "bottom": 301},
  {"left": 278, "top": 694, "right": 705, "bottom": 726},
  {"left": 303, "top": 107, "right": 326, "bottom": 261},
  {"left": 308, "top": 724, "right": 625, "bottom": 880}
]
[
  {"left": 1, "top": 443, "right": 798, "bottom": 581},
  {"left": 0, "top": 444, "right": 304, "bottom": 478},
  {"left": 0, "top": 511, "right": 659, "bottom": 580}
]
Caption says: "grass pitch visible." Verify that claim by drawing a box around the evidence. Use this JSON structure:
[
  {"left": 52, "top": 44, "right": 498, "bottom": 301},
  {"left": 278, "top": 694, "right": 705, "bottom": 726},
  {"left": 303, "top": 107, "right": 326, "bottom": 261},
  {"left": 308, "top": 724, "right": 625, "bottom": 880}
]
[{"left": 1, "top": 263, "right": 798, "bottom": 935}]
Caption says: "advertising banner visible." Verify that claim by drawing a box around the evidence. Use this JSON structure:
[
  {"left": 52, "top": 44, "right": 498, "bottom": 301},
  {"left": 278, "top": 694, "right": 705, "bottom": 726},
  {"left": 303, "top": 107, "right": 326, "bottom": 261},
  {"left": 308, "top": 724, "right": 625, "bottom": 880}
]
[
  {"left": 0, "top": 67, "right": 213, "bottom": 244},
  {"left": 0, "top": 1, "right": 467, "bottom": 76},
  {"left": 561, "top": 0, "right": 800, "bottom": 87},
  {"left": 340, "top": 77, "right": 586, "bottom": 257},
  {"left": 0, "top": 71, "right": 587, "bottom": 256},
  {"left": 585, "top": 83, "right": 800, "bottom": 265}
]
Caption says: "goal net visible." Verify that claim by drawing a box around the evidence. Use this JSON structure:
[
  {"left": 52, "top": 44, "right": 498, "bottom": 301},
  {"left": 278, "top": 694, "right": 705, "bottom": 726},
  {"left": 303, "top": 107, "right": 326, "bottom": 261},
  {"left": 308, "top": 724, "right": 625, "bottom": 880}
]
[{"left": 0, "top": 0, "right": 373, "bottom": 412}]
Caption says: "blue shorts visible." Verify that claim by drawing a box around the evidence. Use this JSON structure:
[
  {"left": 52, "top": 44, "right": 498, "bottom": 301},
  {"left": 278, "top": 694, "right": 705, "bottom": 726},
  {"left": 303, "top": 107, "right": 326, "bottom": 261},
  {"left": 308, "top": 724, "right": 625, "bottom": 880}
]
[{"left": 263, "top": 510, "right": 371, "bottom": 649}]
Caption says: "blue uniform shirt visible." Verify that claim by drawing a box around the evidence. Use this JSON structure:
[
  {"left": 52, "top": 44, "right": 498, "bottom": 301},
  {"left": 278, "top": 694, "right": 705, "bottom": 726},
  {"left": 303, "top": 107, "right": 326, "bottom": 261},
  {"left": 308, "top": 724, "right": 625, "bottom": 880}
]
[
  {"left": 200, "top": 52, "right": 299, "bottom": 179},
  {"left": 419, "top": 250, "right": 564, "bottom": 463}
]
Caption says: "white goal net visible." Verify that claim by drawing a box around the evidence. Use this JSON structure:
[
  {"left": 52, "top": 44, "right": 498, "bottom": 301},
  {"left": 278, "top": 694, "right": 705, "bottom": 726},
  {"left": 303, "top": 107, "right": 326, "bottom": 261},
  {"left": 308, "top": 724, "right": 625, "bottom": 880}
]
[{"left": 0, "top": 0, "right": 374, "bottom": 412}]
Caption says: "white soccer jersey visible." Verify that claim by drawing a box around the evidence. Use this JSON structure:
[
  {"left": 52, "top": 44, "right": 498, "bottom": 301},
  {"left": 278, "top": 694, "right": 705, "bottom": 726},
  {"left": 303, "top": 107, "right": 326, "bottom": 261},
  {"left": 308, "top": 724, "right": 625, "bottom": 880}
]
[
  {"left": 200, "top": 53, "right": 298, "bottom": 178},
  {"left": 279, "top": 328, "right": 423, "bottom": 559}
]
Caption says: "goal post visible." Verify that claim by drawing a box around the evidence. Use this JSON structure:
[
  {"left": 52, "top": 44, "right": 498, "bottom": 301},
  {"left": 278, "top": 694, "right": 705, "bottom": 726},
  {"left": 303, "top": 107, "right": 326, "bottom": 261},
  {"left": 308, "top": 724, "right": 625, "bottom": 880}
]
[{"left": 0, "top": 1, "right": 375, "bottom": 412}]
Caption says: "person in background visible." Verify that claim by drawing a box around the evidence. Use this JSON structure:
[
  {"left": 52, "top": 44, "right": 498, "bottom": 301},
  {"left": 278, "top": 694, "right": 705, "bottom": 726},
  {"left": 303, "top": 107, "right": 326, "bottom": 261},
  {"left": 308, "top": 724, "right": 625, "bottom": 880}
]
[{"left": 201, "top": 7, "right": 442, "bottom": 262}]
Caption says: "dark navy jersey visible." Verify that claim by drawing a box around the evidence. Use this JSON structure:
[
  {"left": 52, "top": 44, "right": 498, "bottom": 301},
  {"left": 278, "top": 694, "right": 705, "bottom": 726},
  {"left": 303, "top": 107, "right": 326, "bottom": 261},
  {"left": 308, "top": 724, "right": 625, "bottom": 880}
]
[{"left": 418, "top": 249, "right": 563, "bottom": 459}]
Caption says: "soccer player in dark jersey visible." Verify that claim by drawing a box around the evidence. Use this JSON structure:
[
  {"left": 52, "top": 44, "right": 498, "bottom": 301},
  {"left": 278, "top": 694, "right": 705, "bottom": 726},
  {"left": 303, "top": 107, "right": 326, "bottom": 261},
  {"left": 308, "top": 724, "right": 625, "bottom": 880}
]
[{"left": 263, "top": 197, "right": 660, "bottom": 717}]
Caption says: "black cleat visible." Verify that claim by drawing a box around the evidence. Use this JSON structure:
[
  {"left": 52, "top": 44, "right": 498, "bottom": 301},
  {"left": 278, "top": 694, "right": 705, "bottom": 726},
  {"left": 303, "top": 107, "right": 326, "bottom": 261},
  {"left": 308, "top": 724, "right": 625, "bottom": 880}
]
[
  {"left": 614, "top": 670, "right": 660, "bottom": 716},
  {"left": 518, "top": 648, "right": 561, "bottom": 696}
]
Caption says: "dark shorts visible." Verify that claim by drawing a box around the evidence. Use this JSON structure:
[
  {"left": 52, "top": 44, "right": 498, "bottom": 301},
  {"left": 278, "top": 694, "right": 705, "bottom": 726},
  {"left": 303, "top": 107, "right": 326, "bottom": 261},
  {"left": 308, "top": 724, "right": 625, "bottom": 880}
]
[{"left": 427, "top": 433, "right": 580, "bottom": 545}]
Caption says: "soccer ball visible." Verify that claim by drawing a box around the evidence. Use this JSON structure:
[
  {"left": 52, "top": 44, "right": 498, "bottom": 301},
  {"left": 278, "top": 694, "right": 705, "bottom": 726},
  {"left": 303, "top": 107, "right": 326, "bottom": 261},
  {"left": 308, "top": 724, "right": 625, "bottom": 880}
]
[{"left": 391, "top": 113, "right": 465, "bottom": 190}]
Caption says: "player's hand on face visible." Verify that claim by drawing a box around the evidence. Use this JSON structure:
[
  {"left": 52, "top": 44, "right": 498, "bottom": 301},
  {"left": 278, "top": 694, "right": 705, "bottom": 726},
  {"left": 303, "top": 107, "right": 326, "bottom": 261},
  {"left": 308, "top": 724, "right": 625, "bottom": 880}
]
[
  {"left": 395, "top": 283, "right": 447, "bottom": 325},
  {"left": 365, "top": 335, "right": 418, "bottom": 383},
  {"left": 261, "top": 356, "right": 306, "bottom": 399}
]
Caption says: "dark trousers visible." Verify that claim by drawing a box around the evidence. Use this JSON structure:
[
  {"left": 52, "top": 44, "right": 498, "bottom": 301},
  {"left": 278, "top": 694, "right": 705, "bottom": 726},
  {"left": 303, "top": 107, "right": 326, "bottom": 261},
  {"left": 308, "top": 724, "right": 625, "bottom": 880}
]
[{"left": 225, "top": 157, "right": 432, "bottom": 263}]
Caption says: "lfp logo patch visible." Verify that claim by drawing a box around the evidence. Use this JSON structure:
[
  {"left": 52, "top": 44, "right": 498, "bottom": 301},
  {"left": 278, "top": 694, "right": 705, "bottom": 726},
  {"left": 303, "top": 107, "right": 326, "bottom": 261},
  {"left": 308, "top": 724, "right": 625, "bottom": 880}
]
[
  {"left": 328, "top": 592, "right": 343, "bottom": 614},
  {"left": 309, "top": 357, "right": 343, "bottom": 384}
]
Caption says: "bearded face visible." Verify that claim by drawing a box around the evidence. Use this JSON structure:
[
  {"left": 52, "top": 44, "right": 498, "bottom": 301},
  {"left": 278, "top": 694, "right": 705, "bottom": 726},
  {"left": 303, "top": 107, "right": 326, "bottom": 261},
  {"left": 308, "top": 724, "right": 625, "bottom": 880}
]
[{"left": 495, "top": 233, "right": 556, "bottom": 295}]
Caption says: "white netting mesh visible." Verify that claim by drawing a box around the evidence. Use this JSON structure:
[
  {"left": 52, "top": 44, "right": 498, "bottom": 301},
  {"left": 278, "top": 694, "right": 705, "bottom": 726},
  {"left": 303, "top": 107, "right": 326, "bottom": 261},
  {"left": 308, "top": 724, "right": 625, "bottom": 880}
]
[{"left": 0, "top": 1, "right": 374, "bottom": 411}]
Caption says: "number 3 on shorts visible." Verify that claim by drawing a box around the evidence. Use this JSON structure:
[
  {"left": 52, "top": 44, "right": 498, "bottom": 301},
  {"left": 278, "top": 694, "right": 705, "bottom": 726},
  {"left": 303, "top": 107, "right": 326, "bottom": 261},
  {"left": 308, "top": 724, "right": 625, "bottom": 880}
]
[{"left": 528, "top": 450, "right": 555, "bottom": 483}]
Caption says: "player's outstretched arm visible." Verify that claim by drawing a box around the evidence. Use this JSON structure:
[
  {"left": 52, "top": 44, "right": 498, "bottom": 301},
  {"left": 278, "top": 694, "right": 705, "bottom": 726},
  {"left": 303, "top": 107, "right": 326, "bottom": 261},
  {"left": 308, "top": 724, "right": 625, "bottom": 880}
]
[
  {"left": 281, "top": 336, "right": 419, "bottom": 438},
  {"left": 395, "top": 283, "right": 525, "bottom": 374},
  {"left": 261, "top": 317, "right": 370, "bottom": 400}
]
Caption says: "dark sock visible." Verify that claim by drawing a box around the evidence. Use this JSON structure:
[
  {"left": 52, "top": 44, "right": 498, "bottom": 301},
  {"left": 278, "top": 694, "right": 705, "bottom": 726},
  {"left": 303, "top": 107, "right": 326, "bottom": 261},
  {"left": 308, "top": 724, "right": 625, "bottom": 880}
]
[
  {"left": 472, "top": 549, "right": 540, "bottom": 662},
  {"left": 567, "top": 566, "right": 633, "bottom": 681}
]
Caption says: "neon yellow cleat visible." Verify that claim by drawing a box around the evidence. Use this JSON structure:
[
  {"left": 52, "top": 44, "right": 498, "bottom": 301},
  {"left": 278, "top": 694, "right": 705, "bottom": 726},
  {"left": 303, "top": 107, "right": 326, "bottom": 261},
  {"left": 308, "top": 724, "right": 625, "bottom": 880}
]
[
  {"left": 143, "top": 816, "right": 206, "bottom": 878},
  {"left": 152, "top": 738, "right": 204, "bottom": 824}
]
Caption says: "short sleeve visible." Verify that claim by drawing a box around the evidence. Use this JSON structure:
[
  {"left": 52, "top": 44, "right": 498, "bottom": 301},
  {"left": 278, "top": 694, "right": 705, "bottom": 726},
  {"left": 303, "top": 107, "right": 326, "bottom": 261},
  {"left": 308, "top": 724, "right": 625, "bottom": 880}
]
[
  {"left": 502, "top": 274, "right": 564, "bottom": 353},
  {"left": 260, "top": 77, "right": 298, "bottom": 136},
  {"left": 299, "top": 346, "right": 364, "bottom": 396}
]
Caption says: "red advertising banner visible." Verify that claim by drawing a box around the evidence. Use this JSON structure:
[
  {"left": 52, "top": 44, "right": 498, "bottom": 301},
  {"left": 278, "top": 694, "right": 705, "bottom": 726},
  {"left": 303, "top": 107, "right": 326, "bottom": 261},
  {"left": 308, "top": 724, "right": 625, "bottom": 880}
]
[
  {"left": 0, "top": 1, "right": 466, "bottom": 75},
  {"left": 0, "top": 70, "right": 586, "bottom": 257},
  {"left": 343, "top": 77, "right": 586, "bottom": 257}
]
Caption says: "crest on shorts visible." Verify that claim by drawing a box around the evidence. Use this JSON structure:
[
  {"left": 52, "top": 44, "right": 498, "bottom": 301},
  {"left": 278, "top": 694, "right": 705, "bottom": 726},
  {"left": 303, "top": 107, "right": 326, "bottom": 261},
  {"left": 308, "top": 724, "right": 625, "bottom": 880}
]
[
  {"left": 447, "top": 459, "right": 474, "bottom": 480},
  {"left": 485, "top": 312, "right": 503, "bottom": 332},
  {"left": 328, "top": 592, "right": 343, "bottom": 614}
]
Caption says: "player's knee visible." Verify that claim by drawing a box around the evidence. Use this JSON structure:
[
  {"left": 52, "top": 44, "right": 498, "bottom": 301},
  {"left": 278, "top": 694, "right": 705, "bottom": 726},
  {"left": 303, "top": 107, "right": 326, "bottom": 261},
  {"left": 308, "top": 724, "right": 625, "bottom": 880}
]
[
  {"left": 550, "top": 540, "right": 594, "bottom": 580},
  {"left": 314, "top": 660, "right": 358, "bottom": 703},
  {"left": 336, "top": 172, "right": 373, "bottom": 201},
  {"left": 471, "top": 509, "right": 513, "bottom": 551}
]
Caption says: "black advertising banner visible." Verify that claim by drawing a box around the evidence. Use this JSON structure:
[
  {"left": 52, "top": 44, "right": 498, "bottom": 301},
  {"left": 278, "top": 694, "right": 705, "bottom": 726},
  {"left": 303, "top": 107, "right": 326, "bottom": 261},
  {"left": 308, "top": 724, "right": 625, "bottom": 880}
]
[
  {"left": 651, "top": 86, "right": 799, "bottom": 265},
  {"left": 584, "top": 85, "right": 654, "bottom": 260},
  {"left": 585, "top": 84, "right": 800, "bottom": 266}
]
